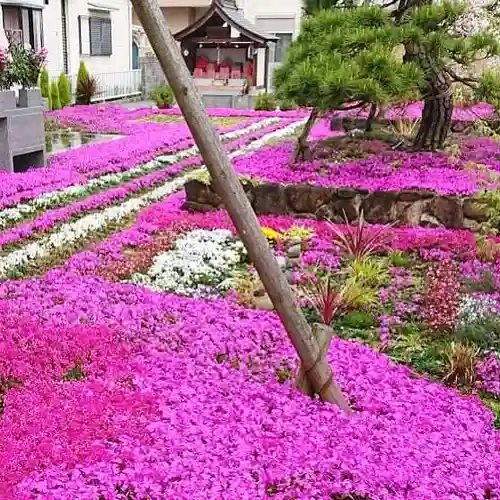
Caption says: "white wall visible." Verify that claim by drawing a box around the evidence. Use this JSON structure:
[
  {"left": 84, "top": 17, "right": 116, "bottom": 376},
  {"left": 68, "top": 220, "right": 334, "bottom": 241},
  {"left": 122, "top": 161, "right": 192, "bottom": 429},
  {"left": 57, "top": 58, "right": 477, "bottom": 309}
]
[
  {"left": 44, "top": 0, "right": 132, "bottom": 77},
  {"left": 243, "top": 0, "right": 303, "bottom": 89},
  {"left": 43, "top": 0, "right": 64, "bottom": 76}
]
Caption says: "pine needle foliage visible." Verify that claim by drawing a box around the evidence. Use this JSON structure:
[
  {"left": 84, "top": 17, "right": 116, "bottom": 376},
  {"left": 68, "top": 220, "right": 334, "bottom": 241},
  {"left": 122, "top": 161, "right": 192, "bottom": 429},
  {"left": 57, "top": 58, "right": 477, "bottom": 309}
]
[{"left": 274, "top": 6, "right": 423, "bottom": 112}]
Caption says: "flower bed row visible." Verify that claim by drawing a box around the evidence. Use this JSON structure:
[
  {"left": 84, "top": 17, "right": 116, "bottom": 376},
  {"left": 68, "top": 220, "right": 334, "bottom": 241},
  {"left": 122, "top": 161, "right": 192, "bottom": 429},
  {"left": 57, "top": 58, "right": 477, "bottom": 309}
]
[
  {"left": 0, "top": 119, "right": 305, "bottom": 278},
  {"left": 0, "top": 115, "right": 268, "bottom": 213},
  {"left": 0, "top": 117, "right": 284, "bottom": 222}
]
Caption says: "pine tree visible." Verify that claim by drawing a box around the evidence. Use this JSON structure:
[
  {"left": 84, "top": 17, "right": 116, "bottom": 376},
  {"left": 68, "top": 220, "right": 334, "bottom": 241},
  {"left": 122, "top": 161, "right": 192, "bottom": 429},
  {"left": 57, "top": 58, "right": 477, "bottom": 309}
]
[
  {"left": 58, "top": 73, "right": 72, "bottom": 107},
  {"left": 274, "top": 5, "right": 423, "bottom": 161},
  {"left": 50, "top": 80, "right": 61, "bottom": 110},
  {"left": 298, "top": 0, "right": 500, "bottom": 150}
]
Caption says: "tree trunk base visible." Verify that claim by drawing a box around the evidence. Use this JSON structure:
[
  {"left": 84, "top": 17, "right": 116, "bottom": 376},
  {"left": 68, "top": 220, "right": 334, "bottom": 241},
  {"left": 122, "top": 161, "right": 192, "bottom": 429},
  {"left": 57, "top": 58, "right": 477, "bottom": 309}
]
[
  {"left": 413, "top": 88, "right": 453, "bottom": 150},
  {"left": 365, "top": 102, "right": 377, "bottom": 132}
]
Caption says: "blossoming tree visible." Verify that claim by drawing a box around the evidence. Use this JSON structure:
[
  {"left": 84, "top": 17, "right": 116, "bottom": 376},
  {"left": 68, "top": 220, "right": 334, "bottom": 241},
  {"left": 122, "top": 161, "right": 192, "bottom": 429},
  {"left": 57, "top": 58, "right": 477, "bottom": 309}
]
[{"left": 284, "top": 0, "right": 500, "bottom": 154}]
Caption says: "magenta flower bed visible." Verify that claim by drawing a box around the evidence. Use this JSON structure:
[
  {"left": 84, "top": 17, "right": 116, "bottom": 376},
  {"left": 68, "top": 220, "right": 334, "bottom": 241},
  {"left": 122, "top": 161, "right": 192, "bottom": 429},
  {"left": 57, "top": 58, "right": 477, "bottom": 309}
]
[
  {"left": 0, "top": 113, "right": 283, "bottom": 211},
  {"left": 330, "top": 101, "right": 496, "bottom": 122},
  {"left": 0, "top": 274, "right": 498, "bottom": 499},
  {"left": 0, "top": 103, "right": 496, "bottom": 498},
  {"left": 230, "top": 138, "right": 500, "bottom": 195},
  {"left": 0, "top": 119, "right": 292, "bottom": 249}
]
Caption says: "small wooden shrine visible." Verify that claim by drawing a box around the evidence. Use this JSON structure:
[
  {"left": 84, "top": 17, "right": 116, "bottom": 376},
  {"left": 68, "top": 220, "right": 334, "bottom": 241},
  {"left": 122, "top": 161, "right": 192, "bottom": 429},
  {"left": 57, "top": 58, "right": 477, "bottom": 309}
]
[{"left": 175, "top": 0, "right": 277, "bottom": 95}]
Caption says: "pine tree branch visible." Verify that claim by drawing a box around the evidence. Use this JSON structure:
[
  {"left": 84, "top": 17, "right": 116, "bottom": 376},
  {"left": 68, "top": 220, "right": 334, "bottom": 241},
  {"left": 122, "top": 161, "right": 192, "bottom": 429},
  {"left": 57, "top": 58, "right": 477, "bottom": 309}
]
[
  {"left": 445, "top": 67, "right": 479, "bottom": 88},
  {"left": 337, "top": 102, "right": 367, "bottom": 111},
  {"left": 382, "top": 0, "right": 399, "bottom": 8}
]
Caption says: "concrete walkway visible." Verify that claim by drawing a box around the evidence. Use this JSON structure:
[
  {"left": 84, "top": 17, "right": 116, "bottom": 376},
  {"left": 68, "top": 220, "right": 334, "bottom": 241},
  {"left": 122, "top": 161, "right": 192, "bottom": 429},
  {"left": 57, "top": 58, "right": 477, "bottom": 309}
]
[{"left": 119, "top": 100, "right": 155, "bottom": 109}]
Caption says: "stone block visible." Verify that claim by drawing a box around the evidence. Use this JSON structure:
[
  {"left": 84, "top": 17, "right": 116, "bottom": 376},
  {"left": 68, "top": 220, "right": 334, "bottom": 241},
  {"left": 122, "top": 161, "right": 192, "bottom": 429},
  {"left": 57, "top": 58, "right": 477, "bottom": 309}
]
[
  {"left": 284, "top": 184, "right": 332, "bottom": 213},
  {"left": 184, "top": 180, "right": 223, "bottom": 208},
  {"left": 362, "top": 191, "right": 398, "bottom": 223},
  {"left": 428, "top": 196, "right": 464, "bottom": 228},
  {"left": 252, "top": 183, "right": 288, "bottom": 215}
]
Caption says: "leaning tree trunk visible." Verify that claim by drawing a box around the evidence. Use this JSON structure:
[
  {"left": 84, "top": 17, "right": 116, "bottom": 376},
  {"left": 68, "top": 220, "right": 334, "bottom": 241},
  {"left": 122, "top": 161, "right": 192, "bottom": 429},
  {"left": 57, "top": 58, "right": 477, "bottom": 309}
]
[
  {"left": 413, "top": 70, "right": 453, "bottom": 150},
  {"left": 292, "top": 108, "right": 319, "bottom": 163}
]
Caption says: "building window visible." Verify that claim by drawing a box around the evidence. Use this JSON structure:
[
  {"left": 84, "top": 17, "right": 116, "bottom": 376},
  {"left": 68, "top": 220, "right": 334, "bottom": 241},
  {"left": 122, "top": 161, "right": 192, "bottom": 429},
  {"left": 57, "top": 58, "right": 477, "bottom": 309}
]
[
  {"left": 79, "top": 12, "right": 112, "bottom": 56},
  {"left": 2, "top": 6, "right": 43, "bottom": 50},
  {"left": 89, "top": 15, "right": 112, "bottom": 56},
  {"left": 270, "top": 33, "right": 292, "bottom": 63}
]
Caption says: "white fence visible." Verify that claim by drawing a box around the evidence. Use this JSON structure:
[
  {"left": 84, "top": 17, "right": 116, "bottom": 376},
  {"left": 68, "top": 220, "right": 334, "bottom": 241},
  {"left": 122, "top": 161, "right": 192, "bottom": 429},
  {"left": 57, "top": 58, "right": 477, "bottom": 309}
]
[
  {"left": 88, "top": 70, "right": 142, "bottom": 102},
  {"left": 51, "top": 69, "right": 143, "bottom": 103}
]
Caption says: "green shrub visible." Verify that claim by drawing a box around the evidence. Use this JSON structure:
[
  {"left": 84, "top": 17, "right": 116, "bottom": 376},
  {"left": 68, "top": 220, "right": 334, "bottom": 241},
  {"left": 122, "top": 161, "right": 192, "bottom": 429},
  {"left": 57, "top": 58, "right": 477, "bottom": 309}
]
[
  {"left": 150, "top": 84, "right": 175, "bottom": 108},
  {"left": 39, "top": 67, "right": 50, "bottom": 98},
  {"left": 389, "top": 250, "right": 411, "bottom": 268},
  {"left": 254, "top": 92, "right": 277, "bottom": 111},
  {"left": 58, "top": 73, "right": 72, "bottom": 107},
  {"left": 279, "top": 99, "right": 296, "bottom": 111},
  {"left": 50, "top": 81, "right": 61, "bottom": 110},
  {"left": 75, "top": 61, "right": 91, "bottom": 105},
  {"left": 455, "top": 313, "right": 500, "bottom": 352},
  {"left": 338, "top": 310, "right": 376, "bottom": 330}
]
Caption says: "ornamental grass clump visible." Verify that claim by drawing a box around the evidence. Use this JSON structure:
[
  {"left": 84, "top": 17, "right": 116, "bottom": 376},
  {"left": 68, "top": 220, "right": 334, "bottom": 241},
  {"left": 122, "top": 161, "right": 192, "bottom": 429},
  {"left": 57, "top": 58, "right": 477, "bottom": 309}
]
[
  {"left": 329, "top": 211, "right": 393, "bottom": 262},
  {"left": 443, "top": 341, "right": 480, "bottom": 387},
  {"left": 303, "top": 274, "right": 364, "bottom": 325},
  {"left": 475, "top": 234, "right": 500, "bottom": 262},
  {"left": 424, "top": 260, "right": 461, "bottom": 332}
]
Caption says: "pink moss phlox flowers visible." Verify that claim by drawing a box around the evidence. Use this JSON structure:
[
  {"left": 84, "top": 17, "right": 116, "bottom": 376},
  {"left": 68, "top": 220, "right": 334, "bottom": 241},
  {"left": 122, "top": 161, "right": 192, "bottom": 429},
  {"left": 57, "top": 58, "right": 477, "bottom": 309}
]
[{"left": 0, "top": 274, "right": 497, "bottom": 498}]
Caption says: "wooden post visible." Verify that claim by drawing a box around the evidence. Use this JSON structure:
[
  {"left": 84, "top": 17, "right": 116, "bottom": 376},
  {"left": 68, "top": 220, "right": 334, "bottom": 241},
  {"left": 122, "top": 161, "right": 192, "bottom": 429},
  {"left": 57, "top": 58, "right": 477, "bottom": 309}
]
[
  {"left": 130, "top": 0, "right": 351, "bottom": 413},
  {"left": 264, "top": 43, "right": 270, "bottom": 93}
]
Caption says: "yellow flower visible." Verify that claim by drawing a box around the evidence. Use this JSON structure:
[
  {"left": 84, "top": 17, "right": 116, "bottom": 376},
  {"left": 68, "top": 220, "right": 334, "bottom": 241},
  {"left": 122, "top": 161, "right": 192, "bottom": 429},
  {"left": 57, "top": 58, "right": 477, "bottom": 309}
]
[
  {"left": 283, "top": 225, "right": 314, "bottom": 240},
  {"left": 262, "top": 227, "right": 281, "bottom": 241}
]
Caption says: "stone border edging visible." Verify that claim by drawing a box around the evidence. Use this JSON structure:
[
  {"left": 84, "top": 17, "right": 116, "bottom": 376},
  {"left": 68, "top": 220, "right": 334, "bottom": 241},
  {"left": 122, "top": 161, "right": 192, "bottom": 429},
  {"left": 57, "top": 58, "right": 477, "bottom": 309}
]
[{"left": 184, "top": 179, "right": 489, "bottom": 230}]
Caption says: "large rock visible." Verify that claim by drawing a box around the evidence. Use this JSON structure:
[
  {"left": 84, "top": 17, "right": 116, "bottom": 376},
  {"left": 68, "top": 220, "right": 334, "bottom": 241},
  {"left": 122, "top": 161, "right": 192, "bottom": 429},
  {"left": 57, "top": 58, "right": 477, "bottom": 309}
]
[
  {"left": 394, "top": 200, "right": 426, "bottom": 226},
  {"left": 184, "top": 179, "right": 222, "bottom": 208},
  {"left": 428, "top": 196, "right": 463, "bottom": 228},
  {"left": 285, "top": 184, "right": 332, "bottom": 213},
  {"left": 252, "top": 183, "right": 288, "bottom": 215},
  {"left": 362, "top": 191, "right": 398, "bottom": 223},
  {"left": 463, "top": 198, "right": 489, "bottom": 222}
]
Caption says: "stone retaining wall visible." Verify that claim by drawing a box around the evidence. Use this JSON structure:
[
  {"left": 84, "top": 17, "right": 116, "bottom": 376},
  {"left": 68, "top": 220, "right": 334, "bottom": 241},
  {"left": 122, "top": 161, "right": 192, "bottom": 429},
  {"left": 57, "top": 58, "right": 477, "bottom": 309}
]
[{"left": 184, "top": 179, "right": 489, "bottom": 230}]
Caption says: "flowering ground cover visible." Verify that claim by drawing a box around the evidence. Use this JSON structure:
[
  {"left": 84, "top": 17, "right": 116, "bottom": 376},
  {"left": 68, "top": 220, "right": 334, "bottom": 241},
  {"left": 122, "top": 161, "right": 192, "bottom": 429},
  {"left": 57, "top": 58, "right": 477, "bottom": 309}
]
[
  {"left": 231, "top": 131, "right": 500, "bottom": 196},
  {"left": 0, "top": 103, "right": 499, "bottom": 498}
]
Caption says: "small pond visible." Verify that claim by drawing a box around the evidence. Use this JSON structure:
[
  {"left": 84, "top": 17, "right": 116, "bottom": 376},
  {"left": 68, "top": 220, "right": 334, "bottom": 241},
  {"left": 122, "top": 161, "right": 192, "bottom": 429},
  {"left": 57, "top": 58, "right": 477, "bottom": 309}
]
[{"left": 45, "top": 130, "right": 123, "bottom": 155}]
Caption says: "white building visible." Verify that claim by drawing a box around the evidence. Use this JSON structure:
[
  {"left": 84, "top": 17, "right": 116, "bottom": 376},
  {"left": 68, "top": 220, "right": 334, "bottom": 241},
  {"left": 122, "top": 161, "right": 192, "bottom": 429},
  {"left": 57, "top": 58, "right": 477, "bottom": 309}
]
[{"left": 0, "top": 0, "right": 137, "bottom": 99}]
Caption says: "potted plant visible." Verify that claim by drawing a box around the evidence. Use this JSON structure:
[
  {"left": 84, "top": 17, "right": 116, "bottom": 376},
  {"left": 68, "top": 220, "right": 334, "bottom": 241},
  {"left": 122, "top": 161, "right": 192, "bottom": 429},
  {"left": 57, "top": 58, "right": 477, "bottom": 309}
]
[
  {"left": 0, "top": 46, "right": 15, "bottom": 112},
  {"left": 150, "top": 84, "right": 175, "bottom": 109},
  {"left": 8, "top": 43, "right": 47, "bottom": 108}
]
